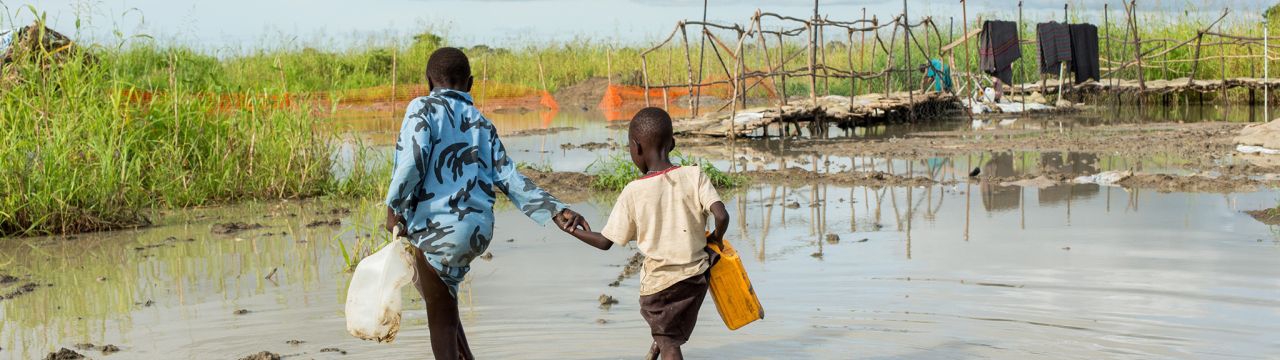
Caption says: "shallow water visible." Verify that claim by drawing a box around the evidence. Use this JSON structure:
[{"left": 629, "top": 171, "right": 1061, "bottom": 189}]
[{"left": 2, "top": 106, "right": 1279, "bottom": 359}]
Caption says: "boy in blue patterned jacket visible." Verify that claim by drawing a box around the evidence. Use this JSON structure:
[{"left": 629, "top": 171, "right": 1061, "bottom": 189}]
[{"left": 383, "top": 47, "right": 586, "bottom": 359}]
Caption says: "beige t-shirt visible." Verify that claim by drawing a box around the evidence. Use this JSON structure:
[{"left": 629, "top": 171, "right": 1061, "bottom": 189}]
[{"left": 601, "top": 166, "right": 723, "bottom": 296}]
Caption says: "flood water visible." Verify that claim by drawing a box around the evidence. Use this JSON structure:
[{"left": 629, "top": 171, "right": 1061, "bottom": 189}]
[{"left": 2, "top": 105, "right": 1279, "bottom": 359}]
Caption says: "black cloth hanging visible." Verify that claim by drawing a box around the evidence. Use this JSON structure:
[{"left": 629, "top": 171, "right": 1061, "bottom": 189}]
[
  {"left": 1069, "top": 23, "right": 1100, "bottom": 84},
  {"left": 1036, "top": 22, "right": 1072, "bottom": 74},
  {"left": 978, "top": 20, "right": 1021, "bottom": 85}
]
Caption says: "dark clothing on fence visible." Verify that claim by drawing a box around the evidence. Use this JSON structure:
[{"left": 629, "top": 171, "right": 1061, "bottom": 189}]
[
  {"left": 979, "top": 20, "right": 1021, "bottom": 85},
  {"left": 1037, "top": 22, "right": 1072, "bottom": 74},
  {"left": 1069, "top": 23, "right": 1100, "bottom": 84},
  {"left": 640, "top": 272, "right": 710, "bottom": 349}
]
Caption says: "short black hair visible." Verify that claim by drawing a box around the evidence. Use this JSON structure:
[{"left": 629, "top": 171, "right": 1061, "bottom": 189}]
[
  {"left": 629, "top": 107, "right": 674, "bottom": 149},
  {"left": 426, "top": 47, "right": 471, "bottom": 86}
]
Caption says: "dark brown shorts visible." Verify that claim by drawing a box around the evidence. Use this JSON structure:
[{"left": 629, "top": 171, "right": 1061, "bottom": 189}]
[{"left": 639, "top": 273, "right": 710, "bottom": 348}]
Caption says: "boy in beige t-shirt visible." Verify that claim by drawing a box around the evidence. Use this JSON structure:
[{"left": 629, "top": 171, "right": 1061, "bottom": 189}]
[{"left": 555, "top": 107, "right": 730, "bottom": 360}]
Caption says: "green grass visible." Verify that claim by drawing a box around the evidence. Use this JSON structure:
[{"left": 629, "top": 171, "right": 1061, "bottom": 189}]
[
  {"left": 587, "top": 151, "right": 746, "bottom": 191},
  {"left": 0, "top": 15, "right": 380, "bottom": 237}
]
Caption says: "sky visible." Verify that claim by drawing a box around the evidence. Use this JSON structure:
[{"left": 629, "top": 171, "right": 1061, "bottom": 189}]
[{"left": 2, "top": 0, "right": 1270, "bottom": 51}]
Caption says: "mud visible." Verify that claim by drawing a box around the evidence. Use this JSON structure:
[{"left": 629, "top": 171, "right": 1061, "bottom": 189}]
[
  {"left": 553, "top": 77, "right": 609, "bottom": 109},
  {"left": 740, "top": 168, "right": 947, "bottom": 187},
  {"left": 560, "top": 141, "right": 618, "bottom": 151},
  {"left": 2, "top": 282, "right": 41, "bottom": 300},
  {"left": 1115, "top": 173, "right": 1267, "bottom": 193},
  {"left": 43, "top": 348, "right": 83, "bottom": 360},
  {"left": 519, "top": 170, "right": 596, "bottom": 203},
  {"left": 73, "top": 343, "right": 119, "bottom": 355},
  {"left": 608, "top": 252, "right": 644, "bottom": 287},
  {"left": 211, "top": 222, "right": 264, "bottom": 234},
  {"left": 598, "top": 294, "right": 619, "bottom": 310},
  {"left": 319, "top": 347, "right": 348, "bottom": 355},
  {"left": 238, "top": 351, "right": 281, "bottom": 360},
  {"left": 304, "top": 219, "right": 342, "bottom": 228},
  {"left": 1246, "top": 209, "right": 1280, "bottom": 225},
  {"left": 506, "top": 126, "right": 578, "bottom": 137},
  {"left": 724, "top": 122, "right": 1280, "bottom": 177}
]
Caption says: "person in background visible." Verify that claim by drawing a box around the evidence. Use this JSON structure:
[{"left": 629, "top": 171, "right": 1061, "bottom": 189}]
[{"left": 919, "top": 59, "right": 953, "bottom": 93}]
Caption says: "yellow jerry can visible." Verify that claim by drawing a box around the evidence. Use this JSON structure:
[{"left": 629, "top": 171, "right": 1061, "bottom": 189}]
[{"left": 705, "top": 238, "right": 764, "bottom": 330}]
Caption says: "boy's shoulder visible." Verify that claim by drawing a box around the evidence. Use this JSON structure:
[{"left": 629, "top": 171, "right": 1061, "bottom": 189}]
[{"left": 621, "top": 166, "right": 702, "bottom": 193}]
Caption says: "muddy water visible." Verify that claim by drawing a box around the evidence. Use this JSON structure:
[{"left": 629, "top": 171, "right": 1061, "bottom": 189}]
[{"left": 3, "top": 106, "right": 1280, "bottom": 359}]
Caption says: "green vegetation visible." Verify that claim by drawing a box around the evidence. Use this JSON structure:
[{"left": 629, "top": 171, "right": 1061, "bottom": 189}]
[
  {"left": 4, "top": 4, "right": 1276, "bottom": 236},
  {"left": 0, "top": 14, "right": 381, "bottom": 237},
  {"left": 587, "top": 151, "right": 746, "bottom": 191}
]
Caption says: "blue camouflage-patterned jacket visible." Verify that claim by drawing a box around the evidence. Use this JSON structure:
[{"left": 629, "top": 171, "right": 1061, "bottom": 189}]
[{"left": 385, "top": 89, "right": 567, "bottom": 280}]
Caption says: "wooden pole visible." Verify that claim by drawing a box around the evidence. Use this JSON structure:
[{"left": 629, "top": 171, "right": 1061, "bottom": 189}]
[
  {"left": 905, "top": 0, "right": 914, "bottom": 121},
  {"left": 821, "top": 18, "right": 831, "bottom": 96},
  {"left": 861, "top": 8, "right": 868, "bottom": 96},
  {"left": 847, "top": 28, "right": 856, "bottom": 112},
  {"left": 1104, "top": 3, "right": 1114, "bottom": 87},
  {"left": 885, "top": 17, "right": 897, "bottom": 99},
  {"left": 694, "top": 0, "right": 709, "bottom": 118},
  {"left": 961, "top": 0, "right": 974, "bottom": 119},
  {"left": 1056, "top": 4, "right": 1067, "bottom": 102},
  {"left": 778, "top": 30, "right": 787, "bottom": 107},
  {"left": 1266, "top": 20, "right": 1270, "bottom": 121},
  {"left": 681, "top": 24, "right": 696, "bottom": 112},
  {"left": 606, "top": 45, "right": 613, "bottom": 86},
  {"left": 1127, "top": 0, "right": 1145, "bottom": 89},
  {"left": 809, "top": 16, "right": 819, "bottom": 104},
  {"left": 1018, "top": 1, "right": 1026, "bottom": 111},
  {"left": 642, "top": 55, "right": 651, "bottom": 106}
]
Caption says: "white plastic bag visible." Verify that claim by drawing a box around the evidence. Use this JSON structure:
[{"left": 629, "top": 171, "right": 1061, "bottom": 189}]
[{"left": 346, "top": 230, "right": 417, "bottom": 343}]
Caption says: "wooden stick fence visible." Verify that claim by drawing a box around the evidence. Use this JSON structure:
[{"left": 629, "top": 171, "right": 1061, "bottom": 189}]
[{"left": 638, "top": 1, "right": 1276, "bottom": 138}]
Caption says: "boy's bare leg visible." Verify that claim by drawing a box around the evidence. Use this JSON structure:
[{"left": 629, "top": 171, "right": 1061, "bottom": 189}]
[
  {"left": 658, "top": 344, "right": 683, "bottom": 360},
  {"left": 645, "top": 342, "right": 660, "bottom": 360},
  {"left": 413, "top": 249, "right": 475, "bottom": 360}
]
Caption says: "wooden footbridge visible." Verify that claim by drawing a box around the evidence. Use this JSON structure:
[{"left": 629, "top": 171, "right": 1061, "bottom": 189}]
[{"left": 638, "top": 1, "right": 1276, "bottom": 138}]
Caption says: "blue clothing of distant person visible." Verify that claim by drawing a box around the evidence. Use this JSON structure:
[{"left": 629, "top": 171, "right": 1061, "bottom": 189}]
[
  {"left": 921, "top": 59, "right": 953, "bottom": 92},
  {"left": 384, "top": 87, "right": 568, "bottom": 296}
]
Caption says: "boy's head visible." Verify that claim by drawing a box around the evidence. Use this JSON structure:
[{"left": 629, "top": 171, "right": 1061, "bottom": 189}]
[
  {"left": 628, "top": 107, "right": 675, "bottom": 172},
  {"left": 426, "top": 47, "right": 473, "bottom": 92}
]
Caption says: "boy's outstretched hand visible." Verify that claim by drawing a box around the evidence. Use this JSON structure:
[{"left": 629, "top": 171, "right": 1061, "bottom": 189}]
[{"left": 554, "top": 208, "right": 590, "bottom": 234}]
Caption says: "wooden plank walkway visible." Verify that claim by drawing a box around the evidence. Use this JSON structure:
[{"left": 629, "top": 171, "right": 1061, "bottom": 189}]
[{"left": 674, "top": 91, "right": 961, "bottom": 137}]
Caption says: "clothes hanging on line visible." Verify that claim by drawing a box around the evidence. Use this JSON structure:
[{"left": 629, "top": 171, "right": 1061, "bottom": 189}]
[
  {"left": 978, "top": 20, "right": 1021, "bottom": 85},
  {"left": 1069, "top": 23, "right": 1100, "bottom": 84},
  {"left": 1036, "top": 21, "right": 1072, "bottom": 74}
]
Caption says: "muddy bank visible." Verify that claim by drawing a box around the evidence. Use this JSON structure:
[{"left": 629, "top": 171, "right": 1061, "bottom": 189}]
[
  {"left": 739, "top": 168, "right": 948, "bottom": 187},
  {"left": 688, "top": 122, "right": 1280, "bottom": 176},
  {"left": 1246, "top": 209, "right": 1280, "bottom": 226},
  {"left": 523, "top": 166, "right": 1276, "bottom": 195},
  {"left": 554, "top": 77, "right": 609, "bottom": 109},
  {"left": 1116, "top": 173, "right": 1269, "bottom": 193},
  {"left": 506, "top": 126, "right": 578, "bottom": 137},
  {"left": 520, "top": 170, "right": 596, "bottom": 203}
]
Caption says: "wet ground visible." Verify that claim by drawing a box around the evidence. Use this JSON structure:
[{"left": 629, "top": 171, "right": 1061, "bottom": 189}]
[{"left": 2, "top": 102, "right": 1279, "bottom": 359}]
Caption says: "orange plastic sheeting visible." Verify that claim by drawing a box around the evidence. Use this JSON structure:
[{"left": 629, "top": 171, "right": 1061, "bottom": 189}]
[{"left": 332, "top": 80, "right": 558, "bottom": 113}]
